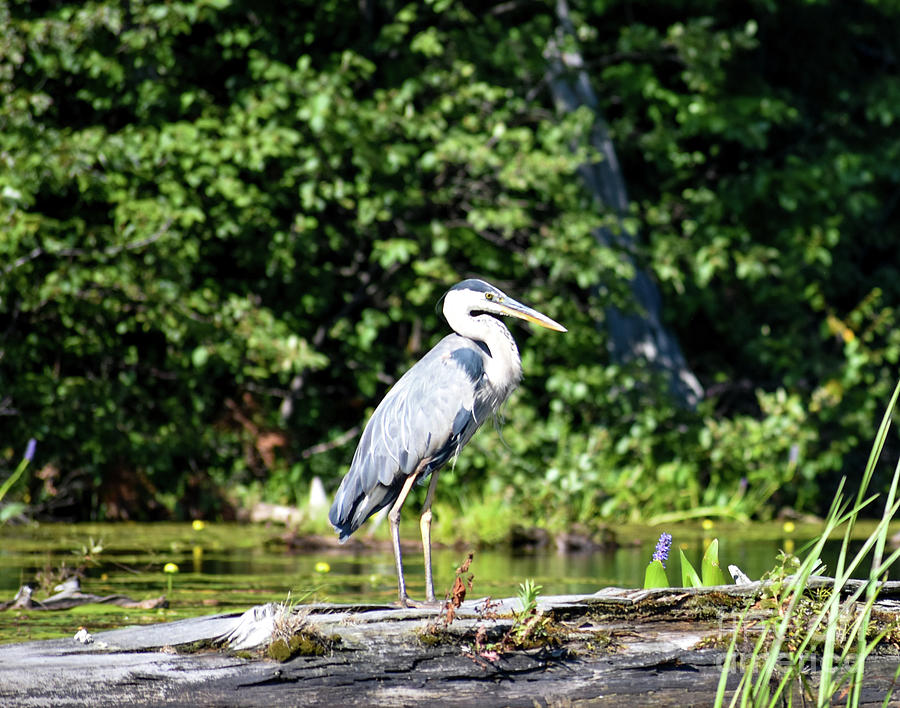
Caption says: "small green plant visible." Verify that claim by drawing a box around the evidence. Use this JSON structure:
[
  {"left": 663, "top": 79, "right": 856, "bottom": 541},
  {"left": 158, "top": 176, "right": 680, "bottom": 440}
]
[
  {"left": 755, "top": 550, "right": 826, "bottom": 613},
  {"left": 31, "top": 535, "right": 105, "bottom": 594},
  {"left": 76, "top": 537, "right": 105, "bottom": 566},
  {"left": 643, "top": 533, "right": 672, "bottom": 589},
  {"left": 465, "top": 578, "right": 557, "bottom": 660},
  {"left": 516, "top": 579, "right": 541, "bottom": 619},
  {"left": 643, "top": 533, "right": 729, "bottom": 589},
  {"left": 508, "top": 579, "right": 552, "bottom": 647}
]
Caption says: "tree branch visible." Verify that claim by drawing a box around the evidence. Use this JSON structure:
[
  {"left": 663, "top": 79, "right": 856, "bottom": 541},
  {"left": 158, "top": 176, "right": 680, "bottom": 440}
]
[
  {"left": 299, "top": 426, "right": 361, "bottom": 459},
  {"left": 2, "top": 219, "right": 174, "bottom": 277}
]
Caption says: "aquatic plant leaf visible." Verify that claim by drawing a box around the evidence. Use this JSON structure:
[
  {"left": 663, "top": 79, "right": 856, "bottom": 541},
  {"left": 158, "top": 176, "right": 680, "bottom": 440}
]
[
  {"left": 680, "top": 549, "right": 702, "bottom": 588},
  {"left": 643, "top": 559, "right": 669, "bottom": 589},
  {"left": 701, "top": 539, "right": 728, "bottom": 586}
]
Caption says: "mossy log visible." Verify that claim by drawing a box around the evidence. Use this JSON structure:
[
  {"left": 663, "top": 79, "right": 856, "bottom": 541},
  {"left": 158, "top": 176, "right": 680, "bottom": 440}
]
[{"left": 1, "top": 581, "right": 899, "bottom": 707}]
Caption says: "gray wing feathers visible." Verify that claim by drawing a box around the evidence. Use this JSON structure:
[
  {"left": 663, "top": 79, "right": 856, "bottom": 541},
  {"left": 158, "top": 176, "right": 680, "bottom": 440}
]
[{"left": 329, "top": 335, "right": 488, "bottom": 539}]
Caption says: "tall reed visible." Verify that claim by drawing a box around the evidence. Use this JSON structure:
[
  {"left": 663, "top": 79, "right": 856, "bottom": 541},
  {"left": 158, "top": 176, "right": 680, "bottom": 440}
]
[{"left": 715, "top": 380, "right": 900, "bottom": 708}]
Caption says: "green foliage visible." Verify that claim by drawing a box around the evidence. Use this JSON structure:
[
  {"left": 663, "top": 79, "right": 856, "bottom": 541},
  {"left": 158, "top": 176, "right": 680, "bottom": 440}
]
[{"left": 0, "top": 0, "right": 899, "bottom": 523}]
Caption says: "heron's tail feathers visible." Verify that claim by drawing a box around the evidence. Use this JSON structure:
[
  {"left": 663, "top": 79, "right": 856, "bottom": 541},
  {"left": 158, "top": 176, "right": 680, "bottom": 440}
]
[{"left": 328, "top": 471, "right": 404, "bottom": 542}]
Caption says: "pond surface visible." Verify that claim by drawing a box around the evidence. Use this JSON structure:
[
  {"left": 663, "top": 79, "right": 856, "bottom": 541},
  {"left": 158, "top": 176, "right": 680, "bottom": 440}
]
[{"left": 0, "top": 520, "right": 896, "bottom": 644}]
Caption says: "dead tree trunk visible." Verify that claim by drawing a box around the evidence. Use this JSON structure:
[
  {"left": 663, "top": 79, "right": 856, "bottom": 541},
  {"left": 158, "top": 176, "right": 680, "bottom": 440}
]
[{"left": 545, "top": 0, "right": 703, "bottom": 408}]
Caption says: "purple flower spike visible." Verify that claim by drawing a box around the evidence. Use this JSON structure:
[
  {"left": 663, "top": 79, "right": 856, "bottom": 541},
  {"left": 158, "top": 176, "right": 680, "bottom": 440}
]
[
  {"left": 652, "top": 532, "right": 673, "bottom": 568},
  {"left": 24, "top": 438, "right": 36, "bottom": 463}
]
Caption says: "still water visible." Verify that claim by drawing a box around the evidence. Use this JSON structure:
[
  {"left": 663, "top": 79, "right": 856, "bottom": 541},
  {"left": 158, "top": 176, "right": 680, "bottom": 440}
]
[{"left": 0, "top": 521, "right": 895, "bottom": 643}]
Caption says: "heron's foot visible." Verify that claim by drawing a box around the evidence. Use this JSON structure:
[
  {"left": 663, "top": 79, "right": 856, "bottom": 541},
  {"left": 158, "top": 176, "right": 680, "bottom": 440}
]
[{"left": 395, "top": 595, "right": 443, "bottom": 609}]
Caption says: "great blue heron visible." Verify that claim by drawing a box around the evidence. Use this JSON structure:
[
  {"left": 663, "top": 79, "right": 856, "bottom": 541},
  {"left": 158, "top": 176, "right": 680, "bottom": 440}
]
[{"left": 328, "top": 279, "right": 566, "bottom": 606}]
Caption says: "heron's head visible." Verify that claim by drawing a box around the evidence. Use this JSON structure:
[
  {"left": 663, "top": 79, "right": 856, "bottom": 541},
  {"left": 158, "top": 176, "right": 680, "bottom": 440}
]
[{"left": 440, "top": 279, "right": 567, "bottom": 333}]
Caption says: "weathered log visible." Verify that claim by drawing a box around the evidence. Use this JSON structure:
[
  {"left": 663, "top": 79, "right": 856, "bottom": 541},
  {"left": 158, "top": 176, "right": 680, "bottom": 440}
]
[
  {"left": 0, "top": 583, "right": 898, "bottom": 706},
  {"left": 0, "top": 578, "right": 167, "bottom": 612}
]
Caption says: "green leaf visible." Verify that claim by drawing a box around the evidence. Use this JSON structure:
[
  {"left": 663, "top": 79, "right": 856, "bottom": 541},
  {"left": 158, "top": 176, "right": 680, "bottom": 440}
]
[
  {"left": 701, "top": 539, "right": 728, "bottom": 586},
  {"left": 643, "top": 559, "right": 669, "bottom": 589},
  {"left": 191, "top": 346, "right": 209, "bottom": 368},
  {"left": 0, "top": 502, "right": 27, "bottom": 523},
  {"left": 680, "top": 549, "right": 702, "bottom": 588}
]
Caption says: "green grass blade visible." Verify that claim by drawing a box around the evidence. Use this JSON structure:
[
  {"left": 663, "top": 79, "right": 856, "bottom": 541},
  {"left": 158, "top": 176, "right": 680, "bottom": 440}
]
[
  {"left": 718, "top": 380, "right": 900, "bottom": 708},
  {"left": 838, "top": 381, "right": 899, "bottom": 707},
  {"left": 713, "top": 607, "right": 750, "bottom": 708},
  {"left": 0, "top": 457, "right": 31, "bottom": 504},
  {"left": 881, "top": 660, "right": 900, "bottom": 708},
  {"left": 856, "top": 378, "right": 900, "bottom": 505},
  {"left": 755, "top": 487, "right": 855, "bottom": 704}
]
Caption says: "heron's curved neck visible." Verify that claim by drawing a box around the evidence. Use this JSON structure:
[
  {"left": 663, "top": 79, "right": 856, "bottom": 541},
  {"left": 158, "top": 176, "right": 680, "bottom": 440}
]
[{"left": 446, "top": 310, "right": 522, "bottom": 394}]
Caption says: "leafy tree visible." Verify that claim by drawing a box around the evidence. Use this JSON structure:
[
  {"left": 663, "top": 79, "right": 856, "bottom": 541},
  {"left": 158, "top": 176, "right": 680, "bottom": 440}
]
[{"left": 0, "top": 0, "right": 898, "bottom": 527}]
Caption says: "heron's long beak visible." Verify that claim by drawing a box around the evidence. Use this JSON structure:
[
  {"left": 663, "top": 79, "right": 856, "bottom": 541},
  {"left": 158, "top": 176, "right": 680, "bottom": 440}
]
[{"left": 497, "top": 299, "right": 567, "bottom": 333}]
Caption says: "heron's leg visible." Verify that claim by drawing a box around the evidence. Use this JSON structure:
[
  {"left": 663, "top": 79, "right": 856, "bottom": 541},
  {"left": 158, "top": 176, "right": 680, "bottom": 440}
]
[
  {"left": 388, "top": 472, "right": 420, "bottom": 607},
  {"left": 419, "top": 469, "right": 441, "bottom": 604}
]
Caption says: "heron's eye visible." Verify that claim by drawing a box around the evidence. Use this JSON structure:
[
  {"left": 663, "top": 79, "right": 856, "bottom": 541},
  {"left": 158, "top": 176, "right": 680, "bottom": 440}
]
[{"left": 485, "top": 293, "right": 494, "bottom": 301}]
